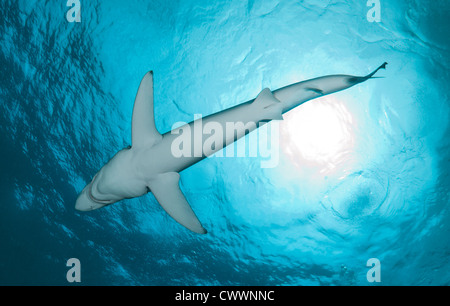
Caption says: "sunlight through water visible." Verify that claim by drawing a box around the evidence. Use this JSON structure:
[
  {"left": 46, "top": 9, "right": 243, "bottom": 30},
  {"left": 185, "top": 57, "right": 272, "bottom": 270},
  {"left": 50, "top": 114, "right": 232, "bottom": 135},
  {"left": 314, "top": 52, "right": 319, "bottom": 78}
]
[{"left": 280, "top": 96, "right": 355, "bottom": 176}]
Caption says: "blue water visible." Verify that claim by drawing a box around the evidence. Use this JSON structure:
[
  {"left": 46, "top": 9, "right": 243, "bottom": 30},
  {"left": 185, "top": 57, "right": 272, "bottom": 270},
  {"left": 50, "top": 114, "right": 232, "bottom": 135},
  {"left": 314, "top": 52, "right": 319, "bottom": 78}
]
[{"left": 1, "top": 0, "right": 449, "bottom": 286}]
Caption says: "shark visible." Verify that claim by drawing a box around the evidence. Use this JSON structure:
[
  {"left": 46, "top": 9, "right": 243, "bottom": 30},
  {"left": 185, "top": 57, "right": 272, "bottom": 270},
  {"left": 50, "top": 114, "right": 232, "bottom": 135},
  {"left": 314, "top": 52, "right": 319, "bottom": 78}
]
[{"left": 75, "top": 62, "right": 387, "bottom": 234}]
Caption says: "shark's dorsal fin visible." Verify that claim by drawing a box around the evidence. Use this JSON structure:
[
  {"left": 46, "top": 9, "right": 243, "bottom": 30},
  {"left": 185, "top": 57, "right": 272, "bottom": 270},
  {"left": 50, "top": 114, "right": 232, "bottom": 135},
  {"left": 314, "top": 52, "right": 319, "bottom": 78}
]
[
  {"left": 132, "top": 71, "right": 163, "bottom": 149},
  {"left": 148, "top": 172, "right": 207, "bottom": 234}
]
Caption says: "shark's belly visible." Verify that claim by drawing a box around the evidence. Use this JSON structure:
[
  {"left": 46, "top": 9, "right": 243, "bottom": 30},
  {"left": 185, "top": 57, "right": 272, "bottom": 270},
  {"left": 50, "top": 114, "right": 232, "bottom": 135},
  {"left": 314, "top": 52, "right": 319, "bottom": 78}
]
[{"left": 149, "top": 103, "right": 263, "bottom": 173}]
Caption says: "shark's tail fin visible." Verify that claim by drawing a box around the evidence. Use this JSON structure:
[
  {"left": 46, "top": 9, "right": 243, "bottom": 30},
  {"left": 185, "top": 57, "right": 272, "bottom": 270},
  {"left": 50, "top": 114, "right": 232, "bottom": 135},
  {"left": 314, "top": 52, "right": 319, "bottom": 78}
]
[
  {"left": 365, "top": 62, "right": 388, "bottom": 79},
  {"left": 348, "top": 62, "right": 388, "bottom": 84}
]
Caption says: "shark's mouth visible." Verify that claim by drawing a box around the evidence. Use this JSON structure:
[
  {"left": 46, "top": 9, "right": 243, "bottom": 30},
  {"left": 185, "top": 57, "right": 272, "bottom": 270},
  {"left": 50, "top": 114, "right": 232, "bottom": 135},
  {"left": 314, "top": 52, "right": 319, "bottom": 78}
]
[{"left": 87, "top": 177, "right": 115, "bottom": 205}]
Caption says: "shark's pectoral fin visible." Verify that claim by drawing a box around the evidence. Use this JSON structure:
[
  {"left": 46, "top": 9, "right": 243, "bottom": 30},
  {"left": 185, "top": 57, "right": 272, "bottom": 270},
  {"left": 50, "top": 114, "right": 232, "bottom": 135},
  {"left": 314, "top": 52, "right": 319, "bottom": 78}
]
[
  {"left": 253, "top": 88, "right": 284, "bottom": 121},
  {"left": 148, "top": 172, "right": 207, "bottom": 234},
  {"left": 132, "top": 71, "right": 163, "bottom": 149}
]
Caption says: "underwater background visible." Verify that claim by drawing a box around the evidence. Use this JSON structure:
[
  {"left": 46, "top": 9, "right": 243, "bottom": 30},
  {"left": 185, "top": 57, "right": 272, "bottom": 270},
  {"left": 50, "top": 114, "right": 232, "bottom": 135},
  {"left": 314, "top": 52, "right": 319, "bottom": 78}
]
[{"left": 0, "top": 0, "right": 449, "bottom": 286}]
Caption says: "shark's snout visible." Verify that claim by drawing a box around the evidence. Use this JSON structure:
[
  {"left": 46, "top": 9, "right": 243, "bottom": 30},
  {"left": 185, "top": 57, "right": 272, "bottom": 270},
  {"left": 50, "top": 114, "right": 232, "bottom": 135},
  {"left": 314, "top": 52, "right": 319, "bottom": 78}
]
[{"left": 75, "top": 183, "right": 108, "bottom": 212}]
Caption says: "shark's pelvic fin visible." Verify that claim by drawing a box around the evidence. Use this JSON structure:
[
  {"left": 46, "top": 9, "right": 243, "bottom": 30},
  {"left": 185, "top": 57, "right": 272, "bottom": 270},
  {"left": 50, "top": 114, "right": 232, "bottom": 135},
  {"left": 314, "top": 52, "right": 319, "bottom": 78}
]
[
  {"left": 148, "top": 172, "right": 207, "bottom": 234},
  {"left": 132, "top": 71, "right": 163, "bottom": 149},
  {"left": 253, "top": 88, "right": 284, "bottom": 121},
  {"left": 264, "top": 104, "right": 284, "bottom": 121},
  {"left": 253, "top": 88, "right": 280, "bottom": 108}
]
